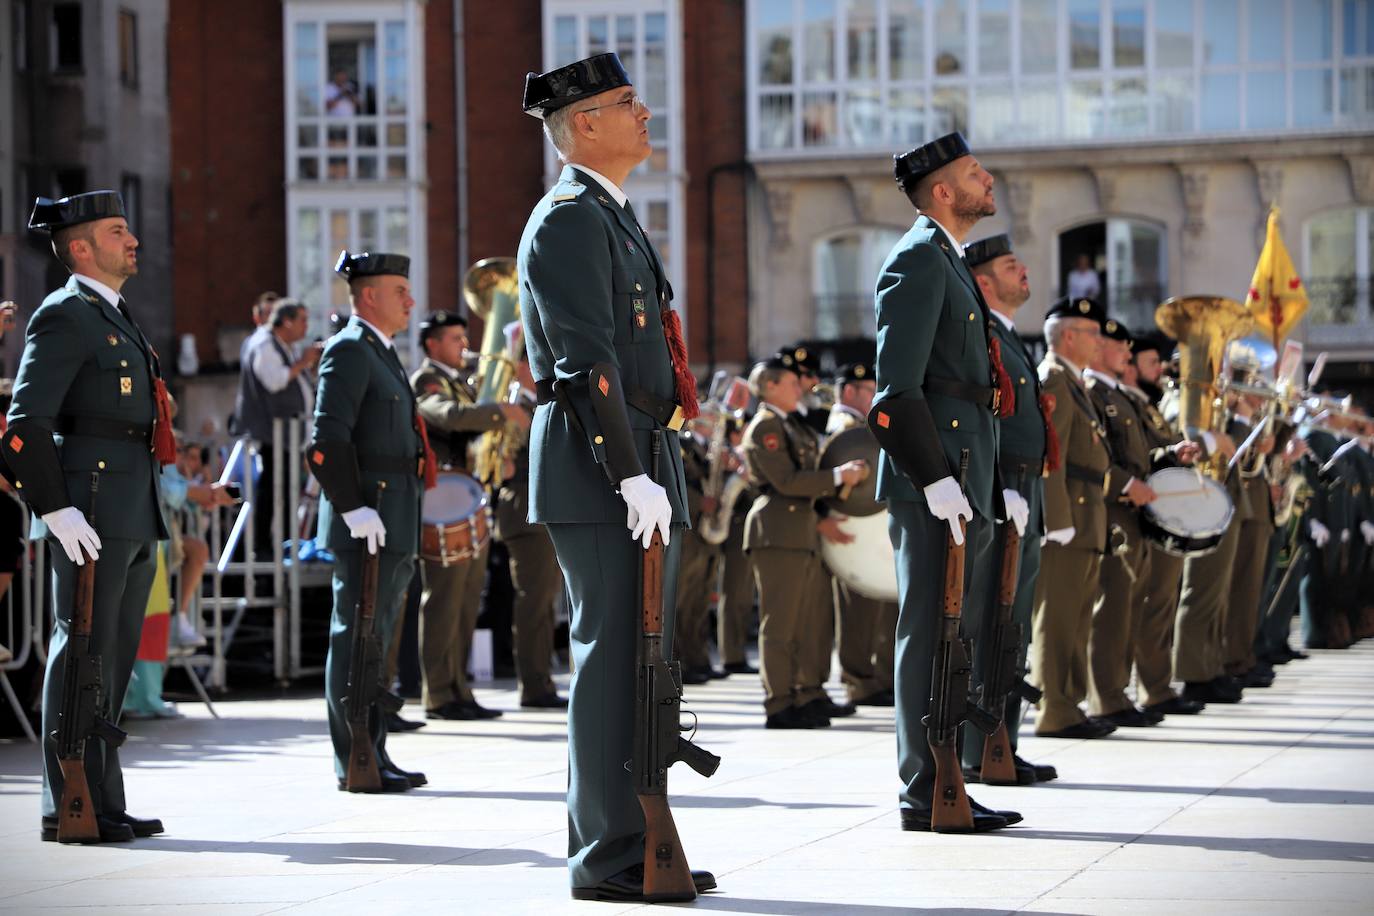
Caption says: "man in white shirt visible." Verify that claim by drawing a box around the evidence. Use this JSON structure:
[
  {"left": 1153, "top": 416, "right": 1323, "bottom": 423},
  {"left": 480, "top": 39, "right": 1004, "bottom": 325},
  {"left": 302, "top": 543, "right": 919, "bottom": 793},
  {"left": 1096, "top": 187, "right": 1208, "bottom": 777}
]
[{"left": 1067, "top": 253, "right": 1101, "bottom": 301}]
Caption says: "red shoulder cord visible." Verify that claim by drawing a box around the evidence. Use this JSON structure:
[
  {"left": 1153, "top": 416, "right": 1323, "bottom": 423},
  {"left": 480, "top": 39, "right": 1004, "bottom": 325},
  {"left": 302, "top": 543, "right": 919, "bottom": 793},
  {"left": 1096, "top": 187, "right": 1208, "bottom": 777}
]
[
  {"left": 660, "top": 306, "right": 700, "bottom": 420},
  {"left": 987, "top": 337, "right": 1017, "bottom": 419},
  {"left": 1038, "top": 392, "right": 1062, "bottom": 473},
  {"left": 152, "top": 379, "right": 177, "bottom": 466},
  {"left": 414, "top": 415, "right": 438, "bottom": 490}
]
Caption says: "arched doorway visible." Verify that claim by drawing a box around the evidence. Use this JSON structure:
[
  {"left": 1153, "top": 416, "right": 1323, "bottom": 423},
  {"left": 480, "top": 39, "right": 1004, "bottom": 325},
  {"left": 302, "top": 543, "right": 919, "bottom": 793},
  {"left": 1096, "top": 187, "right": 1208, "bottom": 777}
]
[{"left": 1058, "top": 219, "right": 1167, "bottom": 333}]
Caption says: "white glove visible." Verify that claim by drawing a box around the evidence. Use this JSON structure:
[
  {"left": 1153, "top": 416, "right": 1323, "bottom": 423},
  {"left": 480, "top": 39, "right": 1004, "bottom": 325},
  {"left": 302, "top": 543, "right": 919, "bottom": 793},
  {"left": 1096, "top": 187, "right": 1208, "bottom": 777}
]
[
  {"left": 1308, "top": 518, "right": 1330, "bottom": 548},
  {"left": 620, "top": 474, "right": 672, "bottom": 548},
  {"left": 1361, "top": 520, "right": 1374, "bottom": 546},
  {"left": 1002, "top": 489, "right": 1029, "bottom": 537},
  {"left": 42, "top": 507, "right": 102, "bottom": 565},
  {"left": 1340, "top": 527, "right": 1351, "bottom": 543},
  {"left": 341, "top": 506, "right": 387, "bottom": 555},
  {"left": 1044, "top": 526, "right": 1076, "bottom": 546},
  {"left": 923, "top": 476, "right": 973, "bottom": 546}
]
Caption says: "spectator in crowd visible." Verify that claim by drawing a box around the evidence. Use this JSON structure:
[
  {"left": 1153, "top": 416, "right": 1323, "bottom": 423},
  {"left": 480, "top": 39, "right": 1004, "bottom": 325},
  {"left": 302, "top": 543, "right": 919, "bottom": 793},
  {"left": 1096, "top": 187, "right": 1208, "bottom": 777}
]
[
  {"left": 325, "top": 70, "right": 360, "bottom": 117},
  {"left": 238, "top": 291, "right": 281, "bottom": 369},
  {"left": 1067, "top": 253, "right": 1101, "bottom": 301}
]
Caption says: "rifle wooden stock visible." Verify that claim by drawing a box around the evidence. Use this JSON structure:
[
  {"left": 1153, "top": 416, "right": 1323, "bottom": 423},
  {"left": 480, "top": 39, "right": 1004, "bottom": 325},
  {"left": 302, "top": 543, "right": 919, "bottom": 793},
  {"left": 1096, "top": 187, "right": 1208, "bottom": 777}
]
[
  {"left": 980, "top": 522, "right": 1023, "bottom": 786},
  {"left": 55, "top": 475, "right": 101, "bottom": 844},
  {"left": 929, "top": 451, "right": 974, "bottom": 833}
]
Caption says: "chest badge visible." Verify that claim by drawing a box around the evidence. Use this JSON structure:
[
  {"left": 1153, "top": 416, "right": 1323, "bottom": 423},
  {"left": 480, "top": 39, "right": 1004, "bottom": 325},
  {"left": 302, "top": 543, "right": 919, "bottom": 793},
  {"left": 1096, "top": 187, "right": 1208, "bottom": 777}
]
[
  {"left": 1105, "top": 404, "right": 1118, "bottom": 418},
  {"left": 119, "top": 376, "right": 133, "bottom": 396},
  {"left": 107, "top": 334, "right": 120, "bottom": 346},
  {"left": 763, "top": 433, "right": 780, "bottom": 452},
  {"left": 625, "top": 240, "right": 637, "bottom": 254}
]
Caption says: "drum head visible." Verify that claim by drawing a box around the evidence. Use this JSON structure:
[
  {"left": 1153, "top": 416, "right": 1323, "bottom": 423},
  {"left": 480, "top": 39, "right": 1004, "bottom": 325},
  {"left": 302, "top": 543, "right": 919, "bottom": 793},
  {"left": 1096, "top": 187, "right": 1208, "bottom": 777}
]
[
  {"left": 1143, "top": 467, "right": 1234, "bottom": 541},
  {"left": 820, "top": 512, "right": 899, "bottom": 601},
  {"left": 422, "top": 472, "right": 487, "bottom": 524},
  {"left": 819, "top": 426, "right": 883, "bottom": 517}
]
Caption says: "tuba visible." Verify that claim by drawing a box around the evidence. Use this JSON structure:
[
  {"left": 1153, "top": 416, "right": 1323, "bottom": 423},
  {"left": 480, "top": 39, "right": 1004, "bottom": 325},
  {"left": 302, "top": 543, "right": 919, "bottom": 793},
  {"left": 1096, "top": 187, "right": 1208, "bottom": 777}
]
[
  {"left": 1155, "top": 295, "right": 1254, "bottom": 480},
  {"left": 463, "top": 257, "right": 524, "bottom": 487}
]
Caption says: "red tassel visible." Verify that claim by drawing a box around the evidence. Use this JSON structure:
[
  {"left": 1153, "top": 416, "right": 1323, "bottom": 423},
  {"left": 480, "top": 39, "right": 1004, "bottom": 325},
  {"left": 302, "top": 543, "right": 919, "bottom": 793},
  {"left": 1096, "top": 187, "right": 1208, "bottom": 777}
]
[
  {"left": 987, "top": 337, "right": 1016, "bottom": 419},
  {"left": 1039, "top": 392, "right": 1062, "bottom": 473},
  {"left": 660, "top": 307, "right": 700, "bottom": 420},
  {"left": 414, "top": 415, "right": 438, "bottom": 491},
  {"left": 152, "top": 379, "right": 177, "bottom": 466}
]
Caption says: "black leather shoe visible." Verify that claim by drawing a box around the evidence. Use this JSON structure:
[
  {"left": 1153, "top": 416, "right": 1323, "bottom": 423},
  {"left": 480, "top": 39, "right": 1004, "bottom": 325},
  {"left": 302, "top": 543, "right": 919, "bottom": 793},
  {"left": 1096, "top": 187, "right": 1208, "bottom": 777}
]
[
  {"left": 765, "top": 706, "right": 814, "bottom": 729},
  {"left": 336, "top": 768, "right": 413, "bottom": 793},
  {"left": 378, "top": 751, "right": 427, "bottom": 787},
  {"left": 854, "top": 689, "right": 895, "bottom": 707},
  {"left": 386, "top": 711, "right": 426, "bottom": 732},
  {"left": 1145, "top": 696, "right": 1205, "bottom": 716},
  {"left": 1100, "top": 707, "right": 1155, "bottom": 727},
  {"left": 464, "top": 701, "right": 503, "bottom": 720},
  {"left": 723, "top": 661, "right": 758, "bottom": 675},
  {"left": 520, "top": 692, "right": 569, "bottom": 709},
  {"left": 1038, "top": 719, "right": 1115, "bottom": 739},
  {"left": 823, "top": 697, "right": 857, "bottom": 718},
  {"left": 1182, "top": 680, "right": 1241, "bottom": 705},
  {"left": 970, "top": 797, "right": 1023, "bottom": 826},
  {"left": 1243, "top": 665, "right": 1275, "bottom": 688},
  {"left": 1014, "top": 755, "right": 1057, "bottom": 782},
  {"left": 706, "top": 667, "right": 729, "bottom": 680},
  {"left": 1286, "top": 647, "right": 1310, "bottom": 660},
  {"left": 111, "top": 812, "right": 165, "bottom": 837},
  {"left": 427, "top": 702, "right": 477, "bottom": 720},
  {"left": 570, "top": 863, "right": 716, "bottom": 901},
  {"left": 963, "top": 764, "right": 1035, "bottom": 786},
  {"left": 899, "top": 806, "right": 1008, "bottom": 833},
  {"left": 800, "top": 698, "right": 833, "bottom": 727},
  {"left": 681, "top": 668, "right": 711, "bottom": 685},
  {"left": 40, "top": 814, "right": 136, "bottom": 844}
]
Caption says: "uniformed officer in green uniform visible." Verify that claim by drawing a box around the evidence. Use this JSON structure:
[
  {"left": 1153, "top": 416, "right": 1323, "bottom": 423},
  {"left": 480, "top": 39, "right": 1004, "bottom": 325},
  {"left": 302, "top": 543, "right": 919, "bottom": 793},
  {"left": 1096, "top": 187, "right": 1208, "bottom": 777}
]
[
  {"left": 7, "top": 192, "right": 169, "bottom": 843},
  {"left": 869, "top": 134, "right": 1028, "bottom": 832},
  {"left": 410, "top": 310, "right": 524, "bottom": 719},
  {"left": 519, "top": 52, "right": 710, "bottom": 901},
  {"left": 961, "top": 233, "right": 1057, "bottom": 784},
  {"left": 1298, "top": 402, "right": 1357, "bottom": 648},
  {"left": 307, "top": 250, "right": 429, "bottom": 793}
]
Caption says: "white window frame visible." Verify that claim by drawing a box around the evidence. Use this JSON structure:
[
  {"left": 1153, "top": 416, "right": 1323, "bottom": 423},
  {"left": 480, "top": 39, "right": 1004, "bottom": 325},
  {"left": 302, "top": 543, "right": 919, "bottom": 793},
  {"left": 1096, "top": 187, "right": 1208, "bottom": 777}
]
[
  {"left": 283, "top": 0, "right": 428, "bottom": 365},
  {"left": 542, "top": 1, "right": 688, "bottom": 333},
  {"left": 1302, "top": 205, "right": 1374, "bottom": 345}
]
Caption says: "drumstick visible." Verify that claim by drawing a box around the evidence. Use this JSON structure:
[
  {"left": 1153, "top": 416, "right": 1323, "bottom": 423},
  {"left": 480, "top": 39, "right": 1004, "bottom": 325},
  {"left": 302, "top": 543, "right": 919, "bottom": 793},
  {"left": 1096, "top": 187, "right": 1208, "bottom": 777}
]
[{"left": 1153, "top": 487, "right": 1211, "bottom": 499}]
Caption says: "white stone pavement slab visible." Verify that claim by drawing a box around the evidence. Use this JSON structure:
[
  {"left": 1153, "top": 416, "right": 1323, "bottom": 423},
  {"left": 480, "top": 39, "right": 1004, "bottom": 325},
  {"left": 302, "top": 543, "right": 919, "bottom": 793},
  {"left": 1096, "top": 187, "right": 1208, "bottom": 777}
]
[{"left": 1, "top": 641, "right": 1371, "bottom": 914}]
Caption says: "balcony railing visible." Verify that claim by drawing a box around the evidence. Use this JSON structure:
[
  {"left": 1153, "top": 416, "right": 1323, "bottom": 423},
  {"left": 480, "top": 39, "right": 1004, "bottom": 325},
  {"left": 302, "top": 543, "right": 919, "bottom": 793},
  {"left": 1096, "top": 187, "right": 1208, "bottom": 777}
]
[{"left": 1304, "top": 274, "right": 1374, "bottom": 347}]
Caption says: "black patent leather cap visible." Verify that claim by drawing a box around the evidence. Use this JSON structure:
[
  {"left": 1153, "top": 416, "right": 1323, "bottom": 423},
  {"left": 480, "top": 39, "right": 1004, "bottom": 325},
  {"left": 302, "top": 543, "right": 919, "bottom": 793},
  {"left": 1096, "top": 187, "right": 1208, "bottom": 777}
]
[
  {"left": 522, "top": 52, "right": 632, "bottom": 120},
  {"left": 335, "top": 250, "right": 410, "bottom": 281},
  {"left": 965, "top": 233, "right": 1013, "bottom": 268},
  {"left": 893, "top": 132, "right": 971, "bottom": 189},
  {"left": 28, "top": 191, "right": 126, "bottom": 231}
]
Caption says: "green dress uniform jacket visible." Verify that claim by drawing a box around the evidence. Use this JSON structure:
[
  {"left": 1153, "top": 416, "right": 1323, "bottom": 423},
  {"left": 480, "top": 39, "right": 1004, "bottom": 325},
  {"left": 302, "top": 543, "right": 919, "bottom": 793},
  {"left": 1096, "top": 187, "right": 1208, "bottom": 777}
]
[{"left": 6, "top": 275, "right": 167, "bottom": 821}]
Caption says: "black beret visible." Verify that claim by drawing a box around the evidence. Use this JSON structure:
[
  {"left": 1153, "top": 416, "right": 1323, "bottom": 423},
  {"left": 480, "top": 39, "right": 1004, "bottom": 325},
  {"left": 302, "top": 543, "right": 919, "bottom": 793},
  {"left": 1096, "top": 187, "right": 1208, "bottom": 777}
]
[
  {"left": 784, "top": 345, "right": 821, "bottom": 376},
  {"left": 1133, "top": 332, "right": 1173, "bottom": 358},
  {"left": 1045, "top": 296, "right": 1107, "bottom": 326},
  {"left": 522, "top": 52, "right": 632, "bottom": 120},
  {"left": 335, "top": 250, "right": 410, "bottom": 281},
  {"left": 893, "top": 132, "right": 971, "bottom": 191},
  {"left": 836, "top": 361, "right": 873, "bottom": 384},
  {"left": 1101, "top": 317, "right": 1134, "bottom": 348},
  {"left": 29, "top": 191, "right": 126, "bottom": 232},
  {"left": 964, "top": 233, "right": 1013, "bottom": 268},
  {"left": 761, "top": 352, "right": 801, "bottom": 376},
  {"left": 419, "top": 310, "right": 467, "bottom": 342}
]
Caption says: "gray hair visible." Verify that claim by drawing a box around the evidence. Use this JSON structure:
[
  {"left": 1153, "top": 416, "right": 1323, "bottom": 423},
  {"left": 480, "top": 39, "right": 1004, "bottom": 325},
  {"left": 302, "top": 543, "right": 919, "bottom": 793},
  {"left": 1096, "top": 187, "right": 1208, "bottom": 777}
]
[
  {"left": 542, "top": 104, "right": 582, "bottom": 159},
  {"left": 748, "top": 362, "right": 790, "bottom": 398},
  {"left": 1044, "top": 316, "right": 1070, "bottom": 350},
  {"left": 269, "top": 298, "right": 306, "bottom": 328}
]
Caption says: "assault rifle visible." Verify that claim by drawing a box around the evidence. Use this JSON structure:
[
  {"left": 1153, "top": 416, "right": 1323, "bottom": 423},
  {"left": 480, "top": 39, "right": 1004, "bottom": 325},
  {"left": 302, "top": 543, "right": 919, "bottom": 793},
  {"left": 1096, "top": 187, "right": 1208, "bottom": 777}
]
[
  {"left": 53, "top": 472, "right": 127, "bottom": 843},
  {"left": 342, "top": 482, "right": 403, "bottom": 792},
  {"left": 925, "top": 450, "right": 998, "bottom": 831}
]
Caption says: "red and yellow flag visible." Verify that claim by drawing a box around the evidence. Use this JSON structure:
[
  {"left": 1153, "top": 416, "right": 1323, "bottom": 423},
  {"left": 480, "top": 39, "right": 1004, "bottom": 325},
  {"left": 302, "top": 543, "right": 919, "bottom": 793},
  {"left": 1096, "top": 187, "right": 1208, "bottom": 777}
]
[{"left": 1244, "top": 206, "right": 1308, "bottom": 343}]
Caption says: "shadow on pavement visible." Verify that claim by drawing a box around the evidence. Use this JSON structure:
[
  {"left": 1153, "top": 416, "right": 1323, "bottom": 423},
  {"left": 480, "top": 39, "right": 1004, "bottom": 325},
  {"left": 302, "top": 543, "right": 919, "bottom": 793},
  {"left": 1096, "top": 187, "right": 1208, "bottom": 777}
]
[
  {"left": 1002, "top": 829, "right": 1374, "bottom": 864},
  {"left": 409, "top": 788, "right": 868, "bottom": 811},
  {"left": 693, "top": 898, "right": 1064, "bottom": 915},
  {"left": 130, "top": 836, "right": 564, "bottom": 868},
  {"left": 1034, "top": 781, "right": 1374, "bottom": 806}
]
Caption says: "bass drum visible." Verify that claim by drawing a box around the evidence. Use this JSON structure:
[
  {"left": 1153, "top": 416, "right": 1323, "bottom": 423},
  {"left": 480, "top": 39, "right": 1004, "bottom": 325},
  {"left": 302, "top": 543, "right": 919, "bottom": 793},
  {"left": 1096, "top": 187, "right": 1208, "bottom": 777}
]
[
  {"left": 1140, "top": 466, "right": 1234, "bottom": 557},
  {"left": 819, "top": 424, "right": 897, "bottom": 601},
  {"left": 421, "top": 472, "right": 491, "bottom": 566}
]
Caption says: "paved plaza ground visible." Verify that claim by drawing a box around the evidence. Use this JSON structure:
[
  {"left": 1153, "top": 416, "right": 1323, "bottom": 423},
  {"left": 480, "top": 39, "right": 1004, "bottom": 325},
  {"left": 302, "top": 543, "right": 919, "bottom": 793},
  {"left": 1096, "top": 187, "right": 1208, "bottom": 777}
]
[{"left": 2, "top": 640, "right": 1372, "bottom": 915}]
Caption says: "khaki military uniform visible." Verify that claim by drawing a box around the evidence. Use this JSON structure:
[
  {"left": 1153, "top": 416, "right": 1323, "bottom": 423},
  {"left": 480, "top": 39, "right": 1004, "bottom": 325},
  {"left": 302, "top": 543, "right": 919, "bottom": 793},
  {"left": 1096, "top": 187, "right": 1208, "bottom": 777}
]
[
  {"left": 743, "top": 401, "right": 839, "bottom": 716},
  {"left": 715, "top": 487, "right": 756, "bottom": 667},
  {"left": 674, "top": 432, "right": 719, "bottom": 673},
  {"left": 1224, "top": 415, "right": 1277, "bottom": 676},
  {"left": 410, "top": 357, "right": 504, "bottom": 712},
  {"left": 1085, "top": 371, "right": 1154, "bottom": 717},
  {"left": 1031, "top": 353, "right": 1110, "bottom": 733}
]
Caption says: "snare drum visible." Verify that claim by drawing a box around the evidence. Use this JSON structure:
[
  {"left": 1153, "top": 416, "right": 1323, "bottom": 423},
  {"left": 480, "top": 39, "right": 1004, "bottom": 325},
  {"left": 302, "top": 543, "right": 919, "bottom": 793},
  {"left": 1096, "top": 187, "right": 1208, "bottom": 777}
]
[
  {"left": 1140, "top": 467, "right": 1234, "bottom": 557},
  {"left": 420, "top": 472, "right": 491, "bottom": 566}
]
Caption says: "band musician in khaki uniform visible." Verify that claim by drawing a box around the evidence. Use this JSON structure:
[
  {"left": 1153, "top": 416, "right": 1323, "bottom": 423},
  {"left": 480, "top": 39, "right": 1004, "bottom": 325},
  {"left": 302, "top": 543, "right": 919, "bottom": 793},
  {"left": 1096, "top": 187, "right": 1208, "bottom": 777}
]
[
  {"left": 411, "top": 310, "right": 529, "bottom": 720},
  {"left": 742, "top": 353, "right": 866, "bottom": 729}
]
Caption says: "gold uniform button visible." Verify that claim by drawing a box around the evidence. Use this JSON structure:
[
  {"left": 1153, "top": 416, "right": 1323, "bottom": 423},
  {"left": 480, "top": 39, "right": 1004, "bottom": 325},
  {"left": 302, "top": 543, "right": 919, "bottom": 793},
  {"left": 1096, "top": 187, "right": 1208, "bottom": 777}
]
[
  {"left": 967, "top": 312, "right": 976, "bottom": 321},
  {"left": 788, "top": 505, "right": 796, "bottom": 512},
  {"left": 1077, "top": 496, "right": 1085, "bottom": 504},
  {"left": 98, "top": 461, "right": 106, "bottom": 469},
  {"left": 951, "top": 419, "right": 959, "bottom": 429},
  {"left": 14, "top": 481, "right": 20, "bottom": 488},
  {"left": 635, "top": 282, "right": 643, "bottom": 291},
  {"left": 119, "top": 360, "right": 128, "bottom": 368},
  {"left": 1018, "top": 376, "right": 1026, "bottom": 384},
  {"left": 594, "top": 435, "right": 604, "bottom": 444}
]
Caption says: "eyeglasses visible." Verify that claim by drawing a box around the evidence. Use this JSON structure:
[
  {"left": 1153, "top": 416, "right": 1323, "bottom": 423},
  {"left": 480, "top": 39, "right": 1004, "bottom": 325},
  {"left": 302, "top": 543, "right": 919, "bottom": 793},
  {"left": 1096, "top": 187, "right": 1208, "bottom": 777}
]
[{"left": 578, "top": 93, "right": 646, "bottom": 117}]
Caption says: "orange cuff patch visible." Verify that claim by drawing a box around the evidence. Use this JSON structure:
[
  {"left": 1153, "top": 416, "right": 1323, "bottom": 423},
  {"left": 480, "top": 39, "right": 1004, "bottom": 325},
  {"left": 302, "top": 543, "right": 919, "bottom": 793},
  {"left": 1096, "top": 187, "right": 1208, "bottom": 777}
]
[
  {"left": 597, "top": 376, "right": 610, "bottom": 397},
  {"left": 8, "top": 435, "right": 22, "bottom": 453},
  {"left": 311, "top": 449, "right": 325, "bottom": 466}
]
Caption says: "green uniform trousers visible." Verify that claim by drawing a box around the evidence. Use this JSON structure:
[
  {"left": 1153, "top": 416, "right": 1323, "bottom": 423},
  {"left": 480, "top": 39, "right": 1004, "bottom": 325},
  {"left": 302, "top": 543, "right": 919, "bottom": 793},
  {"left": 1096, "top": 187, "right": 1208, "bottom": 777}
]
[
  {"left": 1225, "top": 514, "right": 1275, "bottom": 675},
  {"left": 964, "top": 522, "right": 1041, "bottom": 767},
  {"left": 836, "top": 580, "right": 896, "bottom": 703},
  {"left": 1089, "top": 512, "right": 1151, "bottom": 716},
  {"left": 673, "top": 528, "right": 716, "bottom": 671},
  {"left": 41, "top": 538, "right": 157, "bottom": 818},
  {"left": 506, "top": 530, "right": 561, "bottom": 702},
  {"left": 326, "top": 549, "right": 415, "bottom": 778},
  {"left": 889, "top": 502, "right": 994, "bottom": 812},
  {"left": 1030, "top": 543, "right": 1102, "bottom": 733},
  {"left": 752, "top": 548, "right": 825, "bottom": 715},
  {"left": 1174, "top": 518, "right": 1242, "bottom": 683},
  {"left": 419, "top": 544, "right": 488, "bottom": 711},
  {"left": 544, "top": 521, "right": 682, "bottom": 889},
  {"left": 1135, "top": 544, "right": 1184, "bottom": 707},
  {"left": 715, "top": 522, "right": 754, "bottom": 666}
]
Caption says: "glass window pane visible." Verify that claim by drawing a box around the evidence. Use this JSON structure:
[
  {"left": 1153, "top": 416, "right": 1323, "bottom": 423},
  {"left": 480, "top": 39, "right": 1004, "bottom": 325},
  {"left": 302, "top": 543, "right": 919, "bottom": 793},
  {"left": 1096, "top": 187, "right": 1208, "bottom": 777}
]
[
  {"left": 298, "top": 124, "right": 318, "bottom": 148},
  {"left": 553, "top": 15, "right": 577, "bottom": 65},
  {"left": 357, "top": 123, "right": 377, "bottom": 147},
  {"left": 326, "top": 22, "right": 376, "bottom": 116},
  {"left": 387, "top": 122, "right": 406, "bottom": 146},
  {"left": 972, "top": 83, "right": 1014, "bottom": 142},
  {"left": 978, "top": 0, "right": 1011, "bottom": 74},
  {"left": 644, "top": 13, "right": 667, "bottom": 108},
  {"left": 327, "top": 124, "right": 347, "bottom": 147},
  {"left": 1155, "top": 0, "right": 1194, "bottom": 68},
  {"left": 1154, "top": 72, "right": 1195, "bottom": 131},
  {"left": 889, "top": 0, "right": 924, "bottom": 80},
  {"left": 1306, "top": 209, "right": 1356, "bottom": 322},
  {"left": 1109, "top": 77, "right": 1149, "bottom": 133},
  {"left": 1294, "top": 0, "right": 1333, "bottom": 61},
  {"left": 359, "top": 210, "right": 379, "bottom": 250},
  {"left": 802, "top": 90, "right": 838, "bottom": 144},
  {"left": 327, "top": 156, "right": 348, "bottom": 180},
  {"left": 646, "top": 118, "right": 669, "bottom": 172},
  {"left": 1246, "top": 70, "right": 1286, "bottom": 127},
  {"left": 1344, "top": 0, "right": 1374, "bottom": 55},
  {"left": 296, "top": 207, "right": 322, "bottom": 306},
  {"left": 329, "top": 209, "right": 351, "bottom": 309},
  {"left": 845, "top": 0, "right": 878, "bottom": 79},
  {"left": 386, "top": 207, "right": 409, "bottom": 253},
  {"left": 1340, "top": 65, "right": 1374, "bottom": 119},
  {"left": 587, "top": 15, "right": 608, "bottom": 54},
  {"left": 803, "top": 0, "right": 836, "bottom": 82},
  {"left": 843, "top": 88, "right": 882, "bottom": 144},
  {"left": 933, "top": 0, "right": 968, "bottom": 75},
  {"left": 1203, "top": 0, "right": 1239, "bottom": 64},
  {"left": 383, "top": 22, "right": 406, "bottom": 115},
  {"left": 888, "top": 87, "right": 926, "bottom": 144},
  {"left": 1248, "top": 0, "right": 1283, "bottom": 62},
  {"left": 1066, "top": 79, "right": 1105, "bottom": 136},
  {"left": 617, "top": 14, "right": 636, "bottom": 80},
  {"left": 387, "top": 154, "right": 408, "bottom": 179},
  {"left": 295, "top": 22, "right": 321, "bottom": 116},
  {"left": 1201, "top": 72, "right": 1240, "bottom": 129},
  {"left": 297, "top": 156, "right": 319, "bottom": 180},
  {"left": 757, "top": 0, "right": 794, "bottom": 85},
  {"left": 1294, "top": 68, "right": 1335, "bottom": 125},
  {"left": 1021, "top": 0, "right": 1057, "bottom": 74},
  {"left": 759, "top": 93, "right": 795, "bottom": 148},
  {"left": 1113, "top": 0, "right": 1146, "bottom": 68},
  {"left": 931, "top": 85, "right": 968, "bottom": 134},
  {"left": 356, "top": 156, "right": 377, "bottom": 180},
  {"left": 1070, "top": 0, "right": 1102, "bottom": 70},
  {"left": 1018, "top": 81, "right": 1060, "bottom": 138}
]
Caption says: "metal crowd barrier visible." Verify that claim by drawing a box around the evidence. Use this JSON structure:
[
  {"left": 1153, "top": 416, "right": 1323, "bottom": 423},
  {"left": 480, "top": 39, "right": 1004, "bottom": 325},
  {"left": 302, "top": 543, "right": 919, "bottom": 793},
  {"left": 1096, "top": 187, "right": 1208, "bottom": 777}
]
[{"left": 0, "top": 493, "right": 39, "bottom": 741}]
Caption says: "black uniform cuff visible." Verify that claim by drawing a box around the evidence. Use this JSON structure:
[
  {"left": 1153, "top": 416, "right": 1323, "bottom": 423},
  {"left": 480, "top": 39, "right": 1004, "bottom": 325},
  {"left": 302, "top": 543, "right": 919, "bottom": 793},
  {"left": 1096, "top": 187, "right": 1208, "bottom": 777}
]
[
  {"left": 2, "top": 420, "right": 69, "bottom": 516},
  {"left": 867, "top": 397, "right": 951, "bottom": 488},
  {"left": 307, "top": 440, "right": 366, "bottom": 513},
  {"left": 588, "top": 363, "right": 645, "bottom": 484}
]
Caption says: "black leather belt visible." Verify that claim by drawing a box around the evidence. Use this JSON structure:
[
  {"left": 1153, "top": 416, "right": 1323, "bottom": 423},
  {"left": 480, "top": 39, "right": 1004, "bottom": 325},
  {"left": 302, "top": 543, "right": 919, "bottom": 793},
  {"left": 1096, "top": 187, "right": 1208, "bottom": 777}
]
[
  {"left": 535, "top": 378, "right": 684, "bottom": 431},
  {"left": 999, "top": 452, "right": 1041, "bottom": 478},
  {"left": 1066, "top": 462, "right": 1105, "bottom": 487},
  {"left": 925, "top": 376, "right": 999, "bottom": 413},
  {"left": 55, "top": 415, "right": 151, "bottom": 443},
  {"left": 359, "top": 453, "right": 421, "bottom": 476}
]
